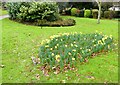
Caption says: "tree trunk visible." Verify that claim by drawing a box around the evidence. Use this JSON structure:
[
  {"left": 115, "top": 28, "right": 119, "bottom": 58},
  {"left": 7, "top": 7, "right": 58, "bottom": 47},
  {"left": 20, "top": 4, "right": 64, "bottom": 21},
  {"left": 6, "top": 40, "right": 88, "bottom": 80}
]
[{"left": 97, "top": 1, "right": 101, "bottom": 24}]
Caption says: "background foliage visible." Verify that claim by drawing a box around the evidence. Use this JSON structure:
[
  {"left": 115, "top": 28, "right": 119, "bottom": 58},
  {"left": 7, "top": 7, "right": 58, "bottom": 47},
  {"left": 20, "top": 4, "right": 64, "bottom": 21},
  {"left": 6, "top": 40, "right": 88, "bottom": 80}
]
[{"left": 7, "top": 2, "right": 60, "bottom": 22}]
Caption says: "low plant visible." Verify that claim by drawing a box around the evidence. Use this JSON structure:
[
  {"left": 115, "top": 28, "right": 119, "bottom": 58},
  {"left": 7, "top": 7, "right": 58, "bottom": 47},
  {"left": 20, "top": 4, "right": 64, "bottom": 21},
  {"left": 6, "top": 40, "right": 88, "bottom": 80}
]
[{"left": 39, "top": 32, "right": 115, "bottom": 70}]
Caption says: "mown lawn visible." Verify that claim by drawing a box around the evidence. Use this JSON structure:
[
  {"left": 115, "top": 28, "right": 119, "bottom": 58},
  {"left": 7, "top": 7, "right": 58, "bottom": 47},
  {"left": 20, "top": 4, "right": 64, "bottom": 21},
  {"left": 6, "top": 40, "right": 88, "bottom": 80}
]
[
  {"left": 1, "top": 16, "right": 118, "bottom": 83},
  {"left": 0, "top": 8, "right": 8, "bottom": 16}
]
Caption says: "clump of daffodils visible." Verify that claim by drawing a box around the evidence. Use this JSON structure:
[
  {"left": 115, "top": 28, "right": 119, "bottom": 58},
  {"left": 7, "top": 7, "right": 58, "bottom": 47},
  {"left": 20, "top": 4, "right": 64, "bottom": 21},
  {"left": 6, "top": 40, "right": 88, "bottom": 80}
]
[
  {"left": 55, "top": 55, "right": 60, "bottom": 62},
  {"left": 39, "top": 32, "right": 115, "bottom": 69}
]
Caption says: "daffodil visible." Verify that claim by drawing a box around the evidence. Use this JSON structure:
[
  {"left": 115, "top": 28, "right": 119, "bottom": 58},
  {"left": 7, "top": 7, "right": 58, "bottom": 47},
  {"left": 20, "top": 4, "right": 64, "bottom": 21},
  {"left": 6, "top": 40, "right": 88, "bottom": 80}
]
[
  {"left": 80, "top": 48, "right": 82, "bottom": 50},
  {"left": 52, "top": 53, "right": 54, "bottom": 56},
  {"left": 88, "top": 49, "right": 91, "bottom": 51},
  {"left": 71, "top": 43, "right": 73, "bottom": 47},
  {"left": 108, "top": 45, "right": 110, "bottom": 49},
  {"left": 110, "top": 35, "right": 112, "bottom": 39},
  {"left": 65, "top": 45, "right": 67, "bottom": 47},
  {"left": 45, "top": 45, "right": 49, "bottom": 48},
  {"left": 73, "top": 41, "right": 76, "bottom": 43},
  {"left": 55, "top": 55, "right": 60, "bottom": 62},
  {"left": 50, "top": 48, "right": 53, "bottom": 50},
  {"left": 68, "top": 52, "right": 72, "bottom": 55},
  {"left": 72, "top": 58, "right": 75, "bottom": 61},
  {"left": 72, "top": 49, "right": 76, "bottom": 52},
  {"left": 55, "top": 46, "right": 57, "bottom": 49},
  {"left": 74, "top": 45, "right": 78, "bottom": 47}
]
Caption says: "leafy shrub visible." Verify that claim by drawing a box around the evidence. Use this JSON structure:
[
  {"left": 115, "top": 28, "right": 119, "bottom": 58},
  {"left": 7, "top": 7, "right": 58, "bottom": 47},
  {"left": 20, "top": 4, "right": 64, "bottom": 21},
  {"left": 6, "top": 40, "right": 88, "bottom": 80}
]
[
  {"left": 92, "top": 9, "right": 98, "bottom": 19},
  {"left": 7, "top": 2, "right": 21, "bottom": 19},
  {"left": 104, "top": 11, "right": 115, "bottom": 19},
  {"left": 39, "top": 32, "right": 115, "bottom": 69},
  {"left": 104, "top": 11, "right": 109, "bottom": 18},
  {"left": 114, "top": 11, "right": 120, "bottom": 18},
  {"left": 1, "top": 2, "right": 7, "bottom": 10},
  {"left": 79, "top": 10, "right": 84, "bottom": 17},
  {"left": 84, "top": 9, "right": 91, "bottom": 18},
  {"left": 109, "top": 11, "right": 116, "bottom": 19},
  {"left": 34, "top": 19, "right": 76, "bottom": 26},
  {"left": 92, "top": 9, "right": 103, "bottom": 19},
  {"left": 7, "top": 2, "right": 60, "bottom": 22},
  {"left": 71, "top": 8, "right": 77, "bottom": 16}
]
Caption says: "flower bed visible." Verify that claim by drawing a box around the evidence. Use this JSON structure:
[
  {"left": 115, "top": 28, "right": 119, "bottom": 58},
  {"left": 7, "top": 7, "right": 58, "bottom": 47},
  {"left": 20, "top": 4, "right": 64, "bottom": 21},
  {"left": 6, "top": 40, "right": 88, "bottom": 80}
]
[{"left": 39, "top": 32, "right": 115, "bottom": 70}]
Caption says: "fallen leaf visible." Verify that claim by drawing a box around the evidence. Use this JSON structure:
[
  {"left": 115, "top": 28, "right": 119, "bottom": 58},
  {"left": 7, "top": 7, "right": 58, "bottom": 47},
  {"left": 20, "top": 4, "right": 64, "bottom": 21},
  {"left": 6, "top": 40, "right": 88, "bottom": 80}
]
[
  {"left": 0, "top": 65, "right": 5, "bottom": 68},
  {"left": 35, "top": 74, "right": 40, "bottom": 80},
  {"left": 86, "top": 76, "right": 95, "bottom": 79}
]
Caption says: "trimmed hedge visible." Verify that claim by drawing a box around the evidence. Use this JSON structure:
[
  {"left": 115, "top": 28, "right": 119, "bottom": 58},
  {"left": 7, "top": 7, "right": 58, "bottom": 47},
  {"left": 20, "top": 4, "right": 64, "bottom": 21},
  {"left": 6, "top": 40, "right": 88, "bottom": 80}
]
[
  {"left": 92, "top": 9, "right": 103, "bottom": 19},
  {"left": 84, "top": 9, "right": 91, "bottom": 18},
  {"left": 71, "top": 8, "right": 77, "bottom": 16}
]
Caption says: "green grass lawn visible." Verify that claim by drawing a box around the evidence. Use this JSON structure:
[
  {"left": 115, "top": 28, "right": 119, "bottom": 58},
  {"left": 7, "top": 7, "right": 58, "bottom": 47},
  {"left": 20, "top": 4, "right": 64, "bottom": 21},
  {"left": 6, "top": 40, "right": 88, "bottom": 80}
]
[
  {"left": 0, "top": 8, "right": 8, "bottom": 16},
  {"left": 1, "top": 16, "right": 118, "bottom": 83}
]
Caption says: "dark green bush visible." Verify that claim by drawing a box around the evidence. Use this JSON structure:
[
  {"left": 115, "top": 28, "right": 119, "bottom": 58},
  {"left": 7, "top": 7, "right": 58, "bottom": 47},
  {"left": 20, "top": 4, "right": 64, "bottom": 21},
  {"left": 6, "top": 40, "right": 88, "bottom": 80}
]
[
  {"left": 7, "top": 2, "right": 21, "bottom": 19},
  {"left": 104, "top": 11, "right": 115, "bottom": 19},
  {"left": 39, "top": 33, "right": 115, "bottom": 69},
  {"left": 7, "top": 2, "right": 59, "bottom": 22},
  {"left": 114, "top": 11, "right": 120, "bottom": 18},
  {"left": 84, "top": 9, "right": 91, "bottom": 18},
  {"left": 71, "top": 8, "right": 77, "bottom": 16},
  {"left": 104, "top": 11, "right": 109, "bottom": 18}
]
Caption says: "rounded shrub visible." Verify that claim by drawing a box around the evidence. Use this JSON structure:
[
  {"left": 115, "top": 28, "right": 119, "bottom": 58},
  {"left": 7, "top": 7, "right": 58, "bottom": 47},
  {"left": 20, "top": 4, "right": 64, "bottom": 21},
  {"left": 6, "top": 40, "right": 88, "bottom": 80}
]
[
  {"left": 104, "top": 11, "right": 115, "bottom": 19},
  {"left": 104, "top": 11, "right": 109, "bottom": 19},
  {"left": 71, "top": 8, "right": 77, "bottom": 16},
  {"left": 7, "top": 2, "right": 59, "bottom": 22},
  {"left": 92, "top": 9, "right": 98, "bottom": 19},
  {"left": 84, "top": 9, "right": 91, "bottom": 18},
  {"left": 39, "top": 32, "right": 115, "bottom": 69}
]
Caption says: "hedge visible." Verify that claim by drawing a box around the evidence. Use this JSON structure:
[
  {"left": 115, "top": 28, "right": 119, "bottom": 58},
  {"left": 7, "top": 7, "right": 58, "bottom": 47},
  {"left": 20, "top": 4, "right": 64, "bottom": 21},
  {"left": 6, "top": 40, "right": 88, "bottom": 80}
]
[{"left": 84, "top": 9, "right": 91, "bottom": 18}]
